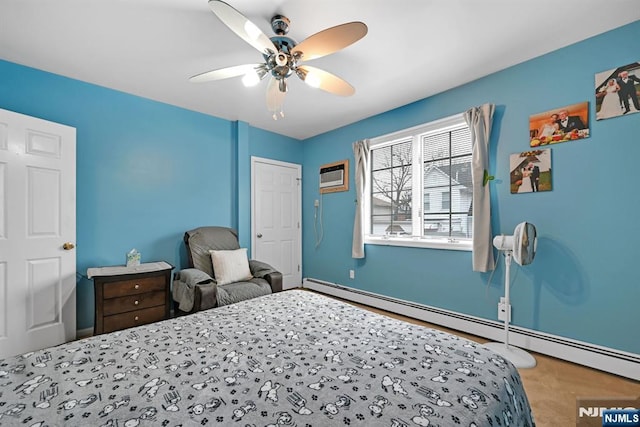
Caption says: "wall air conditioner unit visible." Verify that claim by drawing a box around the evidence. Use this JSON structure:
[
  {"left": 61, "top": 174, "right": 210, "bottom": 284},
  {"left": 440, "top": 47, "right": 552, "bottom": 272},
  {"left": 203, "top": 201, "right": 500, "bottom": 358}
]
[{"left": 319, "top": 159, "right": 349, "bottom": 194}]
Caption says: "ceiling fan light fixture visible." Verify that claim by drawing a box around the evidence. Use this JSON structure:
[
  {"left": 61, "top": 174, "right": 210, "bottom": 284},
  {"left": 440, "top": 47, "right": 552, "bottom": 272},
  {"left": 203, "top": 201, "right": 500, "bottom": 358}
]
[
  {"left": 241, "top": 66, "right": 268, "bottom": 87},
  {"left": 295, "top": 67, "right": 319, "bottom": 88},
  {"left": 241, "top": 71, "right": 260, "bottom": 87},
  {"left": 275, "top": 52, "right": 288, "bottom": 67},
  {"left": 304, "top": 72, "right": 321, "bottom": 89}
]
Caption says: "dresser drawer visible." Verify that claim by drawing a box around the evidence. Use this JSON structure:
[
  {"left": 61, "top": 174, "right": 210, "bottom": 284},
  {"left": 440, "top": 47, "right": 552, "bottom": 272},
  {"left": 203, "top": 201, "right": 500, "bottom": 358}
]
[
  {"left": 102, "top": 305, "right": 166, "bottom": 333},
  {"left": 103, "top": 276, "right": 166, "bottom": 299},
  {"left": 102, "top": 290, "right": 165, "bottom": 316},
  {"left": 91, "top": 262, "right": 173, "bottom": 335}
]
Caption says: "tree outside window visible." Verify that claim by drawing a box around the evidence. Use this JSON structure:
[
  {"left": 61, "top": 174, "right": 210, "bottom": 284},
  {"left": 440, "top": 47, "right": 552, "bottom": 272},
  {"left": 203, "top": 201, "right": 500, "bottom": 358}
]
[{"left": 366, "top": 114, "right": 473, "bottom": 248}]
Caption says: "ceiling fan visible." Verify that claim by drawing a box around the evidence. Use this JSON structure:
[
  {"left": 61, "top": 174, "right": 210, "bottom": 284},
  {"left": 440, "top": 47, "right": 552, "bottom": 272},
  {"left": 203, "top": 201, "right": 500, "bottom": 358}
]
[{"left": 190, "top": 0, "right": 368, "bottom": 120}]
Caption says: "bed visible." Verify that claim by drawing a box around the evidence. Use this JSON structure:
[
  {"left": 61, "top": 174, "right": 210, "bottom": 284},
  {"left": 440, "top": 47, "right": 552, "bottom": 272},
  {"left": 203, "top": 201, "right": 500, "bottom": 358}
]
[{"left": 0, "top": 290, "right": 534, "bottom": 426}]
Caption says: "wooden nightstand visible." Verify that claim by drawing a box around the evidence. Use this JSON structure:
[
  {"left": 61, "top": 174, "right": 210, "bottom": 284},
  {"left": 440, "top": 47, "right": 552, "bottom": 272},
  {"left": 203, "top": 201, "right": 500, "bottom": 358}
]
[{"left": 88, "top": 262, "right": 174, "bottom": 335}]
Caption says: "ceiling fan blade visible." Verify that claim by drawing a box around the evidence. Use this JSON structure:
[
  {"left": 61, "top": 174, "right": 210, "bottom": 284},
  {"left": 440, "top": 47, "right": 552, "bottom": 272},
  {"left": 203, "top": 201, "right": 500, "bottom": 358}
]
[
  {"left": 189, "top": 64, "right": 263, "bottom": 83},
  {"left": 266, "top": 77, "right": 286, "bottom": 119},
  {"left": 292, "top": 22, "right": 367, "bottom": 61},
  {"left": 297, "top": 65, "right": 355, "bottom": 96},
  {"left": 208, "top": 0, "right": 276, "bottom": 55}
]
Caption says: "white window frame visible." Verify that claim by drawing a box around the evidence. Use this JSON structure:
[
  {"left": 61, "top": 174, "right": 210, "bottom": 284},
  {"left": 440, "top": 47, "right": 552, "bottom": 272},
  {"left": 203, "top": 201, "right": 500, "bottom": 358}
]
[{"left": 364, "top": 113, "right": 472, "bottom": 251}]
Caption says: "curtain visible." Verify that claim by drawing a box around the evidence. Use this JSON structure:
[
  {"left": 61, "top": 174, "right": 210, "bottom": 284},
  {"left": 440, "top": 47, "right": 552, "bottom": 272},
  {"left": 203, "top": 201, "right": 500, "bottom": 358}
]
[
  {"left": 464, "top": 104, "right": 495, "bottom": 272},
  {"left": 352, "top": 139, "right": 370, "bottom": 258}
]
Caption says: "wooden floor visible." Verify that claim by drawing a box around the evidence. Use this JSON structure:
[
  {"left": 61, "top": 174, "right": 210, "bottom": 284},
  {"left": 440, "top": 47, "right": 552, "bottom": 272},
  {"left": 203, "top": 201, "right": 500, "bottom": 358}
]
[{"left": 335, "top": 295, "right": 640, "bottom": 426}]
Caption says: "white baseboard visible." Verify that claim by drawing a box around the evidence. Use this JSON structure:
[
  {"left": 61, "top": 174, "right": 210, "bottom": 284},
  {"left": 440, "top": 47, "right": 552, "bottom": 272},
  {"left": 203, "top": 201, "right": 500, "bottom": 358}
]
[{"left": 303, "top": 278, "right": 640, "bottom": 381}]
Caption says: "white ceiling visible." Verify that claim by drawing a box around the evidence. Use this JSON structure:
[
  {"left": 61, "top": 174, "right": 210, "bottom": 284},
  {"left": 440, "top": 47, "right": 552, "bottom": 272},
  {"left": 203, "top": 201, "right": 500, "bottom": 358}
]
[{"left": 1, "top": 1, "right": 638, "bottom": 140}]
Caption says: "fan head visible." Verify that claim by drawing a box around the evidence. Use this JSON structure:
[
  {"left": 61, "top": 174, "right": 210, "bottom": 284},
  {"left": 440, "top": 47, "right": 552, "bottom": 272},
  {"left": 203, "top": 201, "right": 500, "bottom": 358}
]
[
  {"left": 513, "top": 222, "right": 537, "bottom": 265},
  {"left": 492, "top": 221, "right": 537, "bottom": 266}
]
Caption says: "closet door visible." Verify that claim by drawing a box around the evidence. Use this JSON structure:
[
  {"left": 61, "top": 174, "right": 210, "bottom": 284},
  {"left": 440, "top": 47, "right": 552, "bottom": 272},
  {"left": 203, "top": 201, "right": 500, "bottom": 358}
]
[{"left": 251, "top": 157, "right": 302, "bottom": 289}]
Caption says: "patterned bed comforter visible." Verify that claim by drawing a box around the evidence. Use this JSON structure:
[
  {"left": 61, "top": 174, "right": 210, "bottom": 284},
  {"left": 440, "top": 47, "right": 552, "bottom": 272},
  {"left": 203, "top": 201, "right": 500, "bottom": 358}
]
[{"left": 0, "top": 290, "right": 535, "bottom": 426}]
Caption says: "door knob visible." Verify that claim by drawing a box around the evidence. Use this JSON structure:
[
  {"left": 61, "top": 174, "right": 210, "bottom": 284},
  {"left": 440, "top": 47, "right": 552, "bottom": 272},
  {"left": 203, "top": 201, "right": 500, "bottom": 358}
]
[
  {"left": 257, "top": 233, "right": 263, "bottom": 238},
  {"left": 63, "top": 242, "right": 75, "bottom": 250}
]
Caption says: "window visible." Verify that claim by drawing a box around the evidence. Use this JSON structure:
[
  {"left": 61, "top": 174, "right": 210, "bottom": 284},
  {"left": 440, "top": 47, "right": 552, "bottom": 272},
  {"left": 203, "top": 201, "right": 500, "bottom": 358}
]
[
  {"left": 441, "top": 191, "right": 450, "bottom": 211},
  {"left": 366, "top": 114, "right": 473, "bottom": 250}
]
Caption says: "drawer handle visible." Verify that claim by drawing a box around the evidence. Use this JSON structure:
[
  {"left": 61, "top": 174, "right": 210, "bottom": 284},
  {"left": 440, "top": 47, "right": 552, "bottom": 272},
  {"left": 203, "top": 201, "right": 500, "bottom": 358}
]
[
  {"left": 134, "top": 300, "right": 139, "bottom": 305},
  {"left": 134, "top": 316, "right": 139, "bottom": 321},
  {"left": 134, "top": 284, "right": 140, "bottom": 290}
]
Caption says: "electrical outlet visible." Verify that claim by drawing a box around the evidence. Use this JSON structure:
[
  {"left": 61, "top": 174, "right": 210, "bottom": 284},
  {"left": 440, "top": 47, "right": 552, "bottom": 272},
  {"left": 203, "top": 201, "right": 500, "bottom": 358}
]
[
  {"left": 349, "top": 269, "right": 355, "bottom": 279},
  {"left": 314, "top": 199, "right": 320, "bottom": 207},
  {"left": 498, "top": 302, "right": 506, "bottom": 321},
  {"left": 498, "top": 301, "right": 511, "bottom": 322}
]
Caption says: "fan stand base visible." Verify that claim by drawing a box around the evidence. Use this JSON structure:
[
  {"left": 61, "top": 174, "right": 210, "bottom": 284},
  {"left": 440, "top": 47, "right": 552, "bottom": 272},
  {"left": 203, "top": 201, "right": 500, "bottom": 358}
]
[{"left": 483, "top": 342, "right": 537, "bottom": 369}]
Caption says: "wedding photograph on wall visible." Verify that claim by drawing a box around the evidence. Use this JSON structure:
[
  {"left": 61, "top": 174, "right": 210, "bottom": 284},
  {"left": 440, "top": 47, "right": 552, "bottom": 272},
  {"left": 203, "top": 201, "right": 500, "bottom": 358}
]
[
  {"left": 510, "top": 149, "right": 552, "bottom": 194},
  {"left": 529, "top": 102, "right": 590, "bottom": 147},
  {"left": 595, "top": 61, "right": 640, "bottom": 120}
]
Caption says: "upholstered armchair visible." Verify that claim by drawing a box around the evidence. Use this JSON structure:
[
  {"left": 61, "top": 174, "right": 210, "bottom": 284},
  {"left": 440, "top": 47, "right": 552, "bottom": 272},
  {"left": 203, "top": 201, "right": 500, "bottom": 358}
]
[{"left": 172, "top": 226, "right": 282, "bottom": 314}]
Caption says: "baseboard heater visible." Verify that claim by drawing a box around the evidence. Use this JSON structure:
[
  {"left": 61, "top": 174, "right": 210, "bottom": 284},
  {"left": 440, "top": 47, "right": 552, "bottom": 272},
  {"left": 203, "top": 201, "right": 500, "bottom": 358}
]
[{"left": 303, "top": 278, "right": 640, "bottom": 381}]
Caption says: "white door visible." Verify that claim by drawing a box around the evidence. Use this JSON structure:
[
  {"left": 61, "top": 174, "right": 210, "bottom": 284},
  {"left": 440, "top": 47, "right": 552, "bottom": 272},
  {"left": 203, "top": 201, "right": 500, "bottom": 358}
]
[
  {"left": 0, "top": 108, "right": 76, "bottom": 358},
  {"left": 251, "top": 157, "right": 301, "bottom": 289}
]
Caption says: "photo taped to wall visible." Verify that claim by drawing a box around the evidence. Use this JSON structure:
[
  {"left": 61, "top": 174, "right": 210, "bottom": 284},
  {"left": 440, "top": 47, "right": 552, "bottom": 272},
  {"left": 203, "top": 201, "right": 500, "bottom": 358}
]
[
  {"left": 510, "top": 149, "right": 552, "bottom": 194},
  {"left": 595, "top": 61, "right": 640, "bottom": 120},
  {"left": 529, "top": 102, "right": 589, "bottom": 147}
]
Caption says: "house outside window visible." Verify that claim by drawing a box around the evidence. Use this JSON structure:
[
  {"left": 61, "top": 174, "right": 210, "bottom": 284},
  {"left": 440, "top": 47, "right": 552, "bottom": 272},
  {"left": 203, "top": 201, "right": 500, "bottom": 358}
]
[
  {"left": 441, "top": 191, "right": 451, "bottom": 211},
  {"left": 366, "top": 114, "right": 473, "bottom": 250}
]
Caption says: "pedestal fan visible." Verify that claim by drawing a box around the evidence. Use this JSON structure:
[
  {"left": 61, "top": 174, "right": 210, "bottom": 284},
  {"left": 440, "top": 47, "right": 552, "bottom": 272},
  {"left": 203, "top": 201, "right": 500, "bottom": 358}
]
[{"left": 484, "top": 221, "right": 537, "bottom": 368}]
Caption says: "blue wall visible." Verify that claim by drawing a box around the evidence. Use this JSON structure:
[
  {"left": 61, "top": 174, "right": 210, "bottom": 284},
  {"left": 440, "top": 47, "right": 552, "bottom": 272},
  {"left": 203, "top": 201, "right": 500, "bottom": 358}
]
[
  {"left": 1, "top": 20, "right": 638, "bottom": 355},
  {"left": 302, "top": 21, "right": 640, "bottom": 355},
  {"left": 0, "top": 60, "right": 302, "bottom": 330}
]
